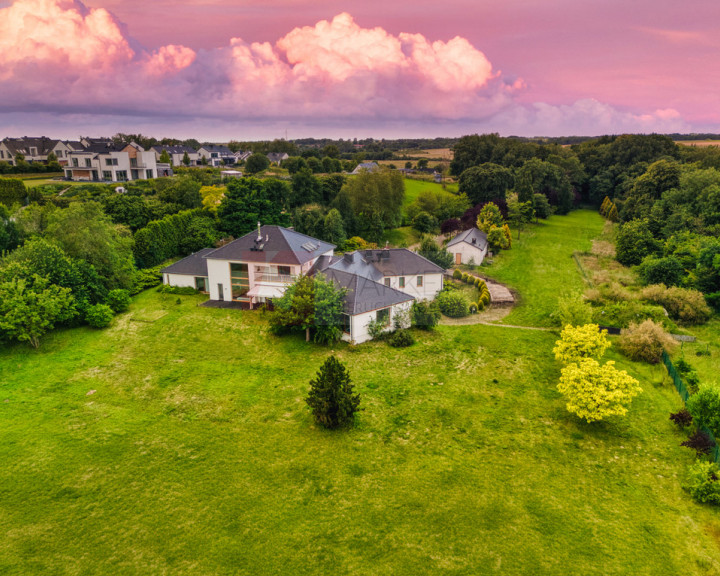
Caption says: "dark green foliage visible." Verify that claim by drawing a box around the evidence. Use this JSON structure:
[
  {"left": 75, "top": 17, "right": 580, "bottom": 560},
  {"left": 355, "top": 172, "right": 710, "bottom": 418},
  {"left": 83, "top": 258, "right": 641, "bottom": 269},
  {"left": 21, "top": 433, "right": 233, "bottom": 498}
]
[
  {"left": 218, "top": 178, "right": 289, "bottom": 238},
  {"left": 615, "top": 219, "right": 661, "bottom": 266},
  {"left": 0, "top": 203, "right": 21, "bottom": 252},
  {"left": 687, "top": 385, "right": 720, "bottom": 439},
  {"left": 245, "top": 154, "right": 270, "bottom": 174},
  {"left": 533, "top": 193, "right": 552, "bottom": 219},
  {"left": 340, "top": 170, "right": 404, "bottom": 242},
  {"left": 436, "top": 290, "right": 469, "bottom": 317},
  {"left": 636, "top": 256, "right": 685, "bottom": 287},
  {"left": 458, "top": 163, "right": 513, "bottom": 205},
  {"left": 283, "top": 156, "right": 308, "bottom": 174},
  {"left": 103, "top": 194, "right": 151, "bottom": 231},
  {"left": 412, "top": 211, "right": 438, "bottom": 233},
  {"left": 416, "top": 236, "right": 453, "bottom": 270},
  {"left": 388, "top": 329, "right": 415, "bottom": 347},
  {"left": 158, "top": 285, "right": 198, "bottom": 295},
  {"left": 411, "top": 299, "right": 441, "bottom": 330},
  {"left": 318, "top": 174, "right": 345, "bottom": 205},
  {"left": 306, "top": 355, "right": 360, "bottom": 429},
  {"left": 132, "top": 262, "right": 166, "bottom": 294},
  {"left": 292, "top": 205, "right": 326, "bottom": 239},
  {"left": 105, "top": 289, "right": 131, "bottom": 313},
  {"left": 290, "top": 168, "right": 321, "bottom": 207},
  {"left": 85, "top": 304, "right": 114, "bottom": 329},
  {"left": 134, "top": 209, "right": 216, "bottom": 268},
  {"left": 323, "top": 208, "right": 346, "bottom": 248},
  {"left": 157, "top": 176, "right": 203, "bottom": 209},
  {"left": 0, "top": 178, "right": 27, "bottom": 207}
]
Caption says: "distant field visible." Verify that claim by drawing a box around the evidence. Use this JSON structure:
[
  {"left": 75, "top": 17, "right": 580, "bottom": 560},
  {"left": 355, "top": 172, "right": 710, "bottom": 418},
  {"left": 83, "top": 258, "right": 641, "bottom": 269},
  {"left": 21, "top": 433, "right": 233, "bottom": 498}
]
[
  {"left": 676, "top": 140, "right": 720, "bottom": 147},
  {"left": 22, "top": 178, "right": 84, "bottom": 188}
]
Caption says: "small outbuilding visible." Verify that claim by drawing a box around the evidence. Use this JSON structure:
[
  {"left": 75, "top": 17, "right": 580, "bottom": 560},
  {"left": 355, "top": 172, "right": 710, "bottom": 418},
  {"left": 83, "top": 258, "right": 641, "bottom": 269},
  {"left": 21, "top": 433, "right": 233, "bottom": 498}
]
[{"left": 446, "top": 228, "right": 489, "bottom": 266}]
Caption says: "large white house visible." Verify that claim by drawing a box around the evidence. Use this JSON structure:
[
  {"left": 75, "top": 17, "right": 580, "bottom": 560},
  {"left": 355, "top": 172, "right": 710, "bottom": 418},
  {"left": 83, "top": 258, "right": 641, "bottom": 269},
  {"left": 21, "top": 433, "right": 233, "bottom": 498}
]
[
  {"left": 64, "top": 142, "right": 158, "bottom": 182},
  {"left": 162, "top": 225, "right": 444, "bottom": 344}
]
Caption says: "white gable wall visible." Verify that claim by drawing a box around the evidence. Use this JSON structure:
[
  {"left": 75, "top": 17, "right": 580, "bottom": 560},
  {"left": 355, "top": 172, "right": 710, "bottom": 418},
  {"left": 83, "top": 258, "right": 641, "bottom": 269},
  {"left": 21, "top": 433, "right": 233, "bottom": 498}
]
[
  {"left": 383, "top": 273, "right": 443, "bottom": 301},
  {"left": 450, "top": 242, "right": 487, "bottom": 266},
  {"left": 164, "top": 273, "right": 200, "bottom": 289},
  {"left": 343, "top": 300, "right": 412, "bottom": 344}
]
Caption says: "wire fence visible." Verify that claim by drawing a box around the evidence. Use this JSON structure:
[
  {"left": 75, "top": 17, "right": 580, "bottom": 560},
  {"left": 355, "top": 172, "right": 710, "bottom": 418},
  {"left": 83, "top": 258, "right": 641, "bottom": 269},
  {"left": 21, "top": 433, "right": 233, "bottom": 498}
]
[{"left": 662, "top": 351, "right": 720, "bottom": 462}]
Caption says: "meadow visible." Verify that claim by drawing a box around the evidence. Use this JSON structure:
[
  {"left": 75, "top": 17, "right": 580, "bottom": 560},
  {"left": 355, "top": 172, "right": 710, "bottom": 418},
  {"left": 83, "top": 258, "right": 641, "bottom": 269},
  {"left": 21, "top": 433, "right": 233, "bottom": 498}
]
[{"left": 1, "top": 210, "right": 719, "bottom": 575}]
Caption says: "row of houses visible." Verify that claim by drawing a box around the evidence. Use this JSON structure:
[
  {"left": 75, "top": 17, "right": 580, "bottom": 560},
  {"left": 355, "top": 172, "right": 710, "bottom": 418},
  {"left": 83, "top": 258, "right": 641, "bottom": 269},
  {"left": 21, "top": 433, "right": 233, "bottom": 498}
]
[{"left": 162, "top": 223, "right": 492, "bottom": 343}]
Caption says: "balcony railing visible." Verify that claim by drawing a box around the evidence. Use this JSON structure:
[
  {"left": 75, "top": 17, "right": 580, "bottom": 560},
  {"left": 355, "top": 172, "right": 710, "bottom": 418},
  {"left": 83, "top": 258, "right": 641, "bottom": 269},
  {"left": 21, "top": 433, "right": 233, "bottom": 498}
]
[{"left": 259, "top": 274, "right": 296, "bottom": 284}]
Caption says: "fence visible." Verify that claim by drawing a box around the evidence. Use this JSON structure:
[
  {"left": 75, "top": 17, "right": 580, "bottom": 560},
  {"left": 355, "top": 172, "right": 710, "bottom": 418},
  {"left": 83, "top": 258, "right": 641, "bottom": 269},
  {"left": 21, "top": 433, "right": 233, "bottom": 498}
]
[{"left": 662, "top": 351, "right": 720, "bottom": 462}]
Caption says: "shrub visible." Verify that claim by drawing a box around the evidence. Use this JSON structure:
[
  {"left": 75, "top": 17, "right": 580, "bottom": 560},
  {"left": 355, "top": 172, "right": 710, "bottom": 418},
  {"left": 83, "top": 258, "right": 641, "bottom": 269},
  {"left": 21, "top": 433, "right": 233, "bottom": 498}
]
[
  {"left": 461, "top": 273, "right": 470, "bottom": 283},
  {"left": 437, "top": 291, "right": 469, "bottom": 318},
  {"left": 85, "top": 304, "right": 114, "bottom": 328},
  {"left": 640, "top": 284, "right": 712, "bottom": 325},
  {"left": 411, "top": 300, "right": 441, "bottom": 330},
  {"left": 687, "top": 385, "right": 720, "bottom": 439},
  {"left": 674, "top": 358, "right": 694, "bottom": 374},
  {"left": 132, "top": 262, "right": 166, "bottom": 294},
  {"left": 618, "top": 319, "right": 678, "bottom": 363},
  {"left": 366, "top": 318, "right": 388, "bottom": 340},
  {"left": 469, "top": 302, "right": 478, "bottom": 314},
  {"left": 669, "top": 408, "right": 693, "bottom": 428},
  {"left": 480, "top": 293, "right": 490, "bottom": 307},
  {"left": 388, "top": 329, "right": 415, "bottom": 348},
  {"left": 105, "top": 289, "right": 131, "bottom": 313},
  {"left": 452, "top": 269, "right": 462, "bottom": 279},
  {"left": 306, "top": 355, "right": 360, "bottom": 429},
  {"left": 476, "top": 300, "right": 485, "bottom": 311},
  {"left": 591, "top": 300, "right": 670, "bottom": 329},
  {"left": 684, "top": 461, "right": 720, "bottom": 505},
  {"left": 553, "top": 324, "right": 611, "bottom": 363},
  {"left": 411, "top": 211, "right": 438, "bottom": 233},
  {"left": 637, "top": 256, "right": 685, "bottom": 287},
  {"left": 616, "top": 219, "right": 660, "bottom": 266},
  {"left": 681, "top": 430, "right": 716, "bottom": 456},
  {"left": 158, "top": 285, "right": 198, "bottom": 295},
  {"left": 554, "top": 293, "right": 594, "bottom": 327}
]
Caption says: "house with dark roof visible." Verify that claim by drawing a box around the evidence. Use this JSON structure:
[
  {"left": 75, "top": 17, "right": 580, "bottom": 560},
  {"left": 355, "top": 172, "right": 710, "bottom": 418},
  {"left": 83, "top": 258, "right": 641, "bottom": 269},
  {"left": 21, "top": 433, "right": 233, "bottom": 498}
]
[
  {"left": 267, "top": 152, "right": 290, "bottom": 165},
  {"left": 0, "top": 137, "right": 68, "bottom": 165},
  {"left": 162, "top": 225, "right": 444, "bottom": 344},
  {"left": 446, "top": 228, "right": 489, "bottom": 265},
  {"left": 197, "top": 144, "right": 235, "bottom": 166},
  {"left": 64, "top": 142, "right": 158, "bottom": 182},
  {"left": 150, "top": 145, "right": 200, "bottom": 167}
]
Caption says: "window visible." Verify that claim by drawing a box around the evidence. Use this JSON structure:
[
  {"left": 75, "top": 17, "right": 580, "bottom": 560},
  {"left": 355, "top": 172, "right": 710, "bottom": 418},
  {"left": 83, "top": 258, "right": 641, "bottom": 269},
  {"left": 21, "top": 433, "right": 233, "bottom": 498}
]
[
  {"left": 399, "top": 277, "right": 405, "bottom": 288},
  {"left": 146, "top": 169, "right": 154, "bottom": 179},
  {"left": 230, "top": 263, "right": 249, "bottom": 298},
  {"left": 0, "top": 151, "right": 4, "bottom": 159},
  {"left": 85, "top": 158, "right": 92, "bottom": 167},
  {"left": 72, "top": 158, "right": 79, "bottom": 167},
  {"left": 341, "top": 314, "right": 351, "bottom": 334},
  {"left": 56, "top": 150, "right": 63, "bottom": 158},
  {"left": 376, "top": 308, "right": 390, "bottom": 325},
  {"left": 102, "top": 171, "right": 112, "bottom": 180},
  {"left": 417, "top": 276, "right": 423, "bottom": 287},
  {"left": 115, "top": 170, "right": 128, "bottom": 181},
  {"left": 105, "top": 158, "right": 118, "bottom": 166},
  {"left": 384, "top": 278, "right": 390, "bottom": 287},
  {"left": 278, "top": 265, "right": 291, "bottom": 276},
  {"left": 130, "top": 158, "right": 138, "bottom": 167},
  {"left": 195, "top": 277, "right": 207, "bottom": 292}
]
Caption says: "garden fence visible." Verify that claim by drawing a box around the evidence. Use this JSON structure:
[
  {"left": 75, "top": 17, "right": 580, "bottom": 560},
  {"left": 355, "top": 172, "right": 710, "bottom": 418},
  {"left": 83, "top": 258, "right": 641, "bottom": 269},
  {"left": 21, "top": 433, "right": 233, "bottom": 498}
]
[{"left": 662, "top": 351, "right": 720, "bottom": 463}]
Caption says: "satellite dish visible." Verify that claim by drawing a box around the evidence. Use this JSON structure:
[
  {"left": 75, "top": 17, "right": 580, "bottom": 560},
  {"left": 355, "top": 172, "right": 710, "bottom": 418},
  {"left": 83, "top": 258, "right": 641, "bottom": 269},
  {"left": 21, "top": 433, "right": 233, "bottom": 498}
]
[{"left": 115, "top": 186, "right": 126, "bottom": 194}]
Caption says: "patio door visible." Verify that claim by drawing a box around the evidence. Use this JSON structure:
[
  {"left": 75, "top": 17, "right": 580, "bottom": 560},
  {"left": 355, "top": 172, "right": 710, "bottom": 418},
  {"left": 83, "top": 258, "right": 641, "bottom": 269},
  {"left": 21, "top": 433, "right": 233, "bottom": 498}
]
[{"left": 217, "top": 283, "right": 224, "bottom": 300}]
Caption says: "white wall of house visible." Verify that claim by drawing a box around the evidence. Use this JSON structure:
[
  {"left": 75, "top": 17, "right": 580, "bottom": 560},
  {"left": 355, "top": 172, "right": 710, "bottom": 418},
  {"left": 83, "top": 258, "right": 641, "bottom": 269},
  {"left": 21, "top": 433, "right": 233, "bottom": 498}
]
[
  {"left": 207, "top": 259, "right": 233, "bottom": 301},
  {"left": 164, "top": 273, "right": 198, "bottom": 288},
  {"left": 450, "top": 243, "right": 488, "bottom": 266},
  {"left": 383, "top": 273, "right": 443, "bottom": 301},
  {"left": 343, "top": 300, "right": 412, "bottom": 344}
]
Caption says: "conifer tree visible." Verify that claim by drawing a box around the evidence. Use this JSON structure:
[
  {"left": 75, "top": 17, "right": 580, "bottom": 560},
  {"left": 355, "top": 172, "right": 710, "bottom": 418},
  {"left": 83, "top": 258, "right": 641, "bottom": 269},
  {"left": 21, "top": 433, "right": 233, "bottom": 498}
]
[{"left": 306, "top": 356, "right": 360, "bottom": 428}]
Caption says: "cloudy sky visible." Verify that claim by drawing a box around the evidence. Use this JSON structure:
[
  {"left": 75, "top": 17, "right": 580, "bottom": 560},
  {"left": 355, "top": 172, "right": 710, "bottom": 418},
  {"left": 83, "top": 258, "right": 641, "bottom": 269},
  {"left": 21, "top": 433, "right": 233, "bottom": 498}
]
[{"left": 1, "top": 0, "right": 719, "bottom": 140}]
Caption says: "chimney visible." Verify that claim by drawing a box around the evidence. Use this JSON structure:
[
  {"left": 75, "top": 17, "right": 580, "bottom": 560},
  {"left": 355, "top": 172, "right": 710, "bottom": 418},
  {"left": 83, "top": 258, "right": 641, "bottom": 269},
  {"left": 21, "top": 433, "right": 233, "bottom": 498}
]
[
  {"left": 343, "top": 252, "right": 354, "bottom": 263},
  {"left": 256, "top": 222, "right": 262, "bottom": 240},
  {"left": 472, "top": 237, "right": 476, "bottom": 244}
]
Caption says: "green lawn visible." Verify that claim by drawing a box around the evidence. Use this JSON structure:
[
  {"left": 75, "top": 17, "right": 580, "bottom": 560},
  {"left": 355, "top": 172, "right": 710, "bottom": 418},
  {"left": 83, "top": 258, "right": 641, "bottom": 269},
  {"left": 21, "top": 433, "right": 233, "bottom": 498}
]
[
  {"left": 383, "top": 225, "right": 421, "bottom": 248},
  {"left": 402, "top": 178, "right": 459, "bottom": 216},
  {"left": 481, "top": 210, "right": 604, "bottom": 327},
  {"left": 2, "top": 283, "right": 720, "bottom": 574}
]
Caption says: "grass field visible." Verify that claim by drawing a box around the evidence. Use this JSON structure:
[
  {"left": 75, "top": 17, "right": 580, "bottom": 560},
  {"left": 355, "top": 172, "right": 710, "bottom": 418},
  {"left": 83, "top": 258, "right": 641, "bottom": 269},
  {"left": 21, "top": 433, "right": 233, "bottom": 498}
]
[
  {"left": 2, "top": 209, "right": 720, "bottom": 574},
  {"left": 402, "top": 178, "right": 459, "bottom": 214},
  {"left": 676, "top": 140, "right": 720, "bottom": 148},
  {"left": 481, "top": 210, "right": 604, "bottom": 327}
]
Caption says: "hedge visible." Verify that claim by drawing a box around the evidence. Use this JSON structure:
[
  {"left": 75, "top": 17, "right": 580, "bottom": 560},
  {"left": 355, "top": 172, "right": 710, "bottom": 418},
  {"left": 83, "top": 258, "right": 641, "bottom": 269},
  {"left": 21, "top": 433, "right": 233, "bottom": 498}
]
[
  {"left": 0, "top": 178, "right": 27, "bottom": 207},
  {"left": 133, "top": 209, "right": 207, "bottom": 268}
]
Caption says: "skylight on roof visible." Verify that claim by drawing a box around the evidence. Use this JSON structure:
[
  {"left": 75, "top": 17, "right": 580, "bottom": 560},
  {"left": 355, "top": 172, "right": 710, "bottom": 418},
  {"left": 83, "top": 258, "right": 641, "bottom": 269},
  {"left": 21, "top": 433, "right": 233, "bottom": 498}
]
[{"left": 302, "top": 241, "right": 319, "bottom": 252}]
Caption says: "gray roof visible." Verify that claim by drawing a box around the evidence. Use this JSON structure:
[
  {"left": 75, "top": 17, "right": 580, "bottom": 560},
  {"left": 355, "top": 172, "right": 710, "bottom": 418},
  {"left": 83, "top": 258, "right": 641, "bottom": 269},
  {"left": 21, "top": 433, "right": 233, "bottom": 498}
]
[
  {"left": 2, "top": 137, "right": 60, "bottom": 156},
  {"left": 356, "top": 248, "right": 444, "bottom": 277},
  {"left": 152, "top": 145, "right": 198, "bottom": 154},
  {"left": 205, "top": 225, "right": 335, "bottom": 265},
  {"left": 446, "top": 228, "right": 489, "bottom": 251},
  {"left": 320, "top": 269, "right": 413, "bottom": 315},
  {"left": 200, "top": 144, "right": 233, "bottom": 155},
  {"left": 161, "top": 248, "right": 214, "bottom": 276},
  {"left": 351, "top": 162, "right": 380, "bottom": 174},
  {"left": 326, "top": 251, "right": 384, "bottom": 282}
]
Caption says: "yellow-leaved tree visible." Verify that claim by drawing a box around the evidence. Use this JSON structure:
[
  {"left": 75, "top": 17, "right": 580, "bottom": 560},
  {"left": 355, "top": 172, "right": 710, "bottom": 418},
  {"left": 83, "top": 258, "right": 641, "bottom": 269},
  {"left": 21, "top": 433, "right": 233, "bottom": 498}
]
[
  {"left": 553, "top": 323, "right": 641, "bottom": 422},
  {"left": 558, "top": 359, "right": 642, "bottom": 422},
  {"left": 553, "top": 324, "right": 611, "bottom": 363}
]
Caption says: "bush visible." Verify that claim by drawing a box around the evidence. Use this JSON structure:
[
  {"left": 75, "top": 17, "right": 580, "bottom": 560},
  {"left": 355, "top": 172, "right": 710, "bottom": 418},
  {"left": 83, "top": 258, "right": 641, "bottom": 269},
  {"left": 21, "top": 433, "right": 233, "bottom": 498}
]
[
  {"left": 618, "top": 319, "right": 678, "bottom": 363},
  {"left": 131, "top": 263, "right": 166, "bottom": 294},
  {"left": 436, "top": 291, "right": 469, "bottom": 318},
  {"left": 85, "top": 304, "right": 114, "bottom": 328},
  {"left": 105, "top": 289, "right": 131, "bottom": 313},
  {"left": 306, "top": 355, "right": 360, "bottom": 429},
  {"left": 158, "top": 285, "right": 198, "bottom": 295},
  {"left": 684, "top": 461, "right": 720, "bottom": 505},
  {"left": 461, "top": 273, "right": 470, "bottom": 283},
  {"left": 469, "top": 302, "right": 478, "bottom": 314},
  {"left": 411, "top": 211, "right": 438, "bottom": 233},
  {"left": 366, "top": 318, "right": 389, "bottom": 340},
  {"left": 591, "top": 300, "right": 670, "bottom": 329},
  {"left": 637, "top": 256, "right": 685, "bottom": 287},
  {"left": 553, "top": 324, "right": 611, "bottom": 363},
  {"left": 388, "top": 329, "right": 415, "bottom": 347},
  {"left": 681, "top": 430, "right": 716, "bottom": 456},
  {"left": 411, "top": 300, "right": 441, "bottom": 330},
  {"left": 669, "top": 408, "right": 693, "bottom": 428},
  {"left": 476, "top": 300, "right": 485, "bottom": 311},
  {"left": 554, "top": 293, "right": 594, "bottom": 327},
  {"left": 640, "top": 284, "right": 712, "bottom": 325},
  {"left": 687, "top": 385, "right": 720, "bottom": 439},
  {"left": 452, "top": 269, "right": 462, "bottom": 279},
  {"left": 480, "top": 293, "right": 490, "bottom": 307}
]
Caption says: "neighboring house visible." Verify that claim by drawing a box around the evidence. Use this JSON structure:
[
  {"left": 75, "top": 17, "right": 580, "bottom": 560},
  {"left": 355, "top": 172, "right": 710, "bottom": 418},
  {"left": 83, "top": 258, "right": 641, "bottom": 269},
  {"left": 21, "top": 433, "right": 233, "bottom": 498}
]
[
  {"left": 351, "top": 161, "right": 380, "bottom": 175},
  {"left": 156, "top": 163, "right": 173, "bottom": 178},
  {"left": 446, "top": 227, "right": 489, "bottom": 266},
  {"left": 64, "top": 141, "right": 158, "bottom": 182},
  {"left": 161, "top": 248, "right": 213, "bottom": 292},
  {"left": 80, "top": 137, "right": 113, "bottom": 148},
  {"left": 234, "top": 150, "right": 252, "bottom": 163},
  {"left": 0, "top": 136, "right": 67, "bottom": 165},
  {"left": 197, "top": 144, "right": 235, "bottom": 166},
  {"left": 150, "top": 145, "right": 200, "bottom": 166},
  {"left": 267, "top": 152, "right": 290, "bottom": 165}
]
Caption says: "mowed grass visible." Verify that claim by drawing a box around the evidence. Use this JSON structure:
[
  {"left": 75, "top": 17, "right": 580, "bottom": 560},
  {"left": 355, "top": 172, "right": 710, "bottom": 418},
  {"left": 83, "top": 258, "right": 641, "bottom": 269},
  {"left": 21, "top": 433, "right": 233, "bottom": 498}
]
[
  {"left": 2, "top": 286, "right": 720, "bottom": 574},
  {"left": 481, "top": 210, "right": 604, "bottom": 327},
  {"left": 402, "top": 178, "right": 459, "bottom": 216}
]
